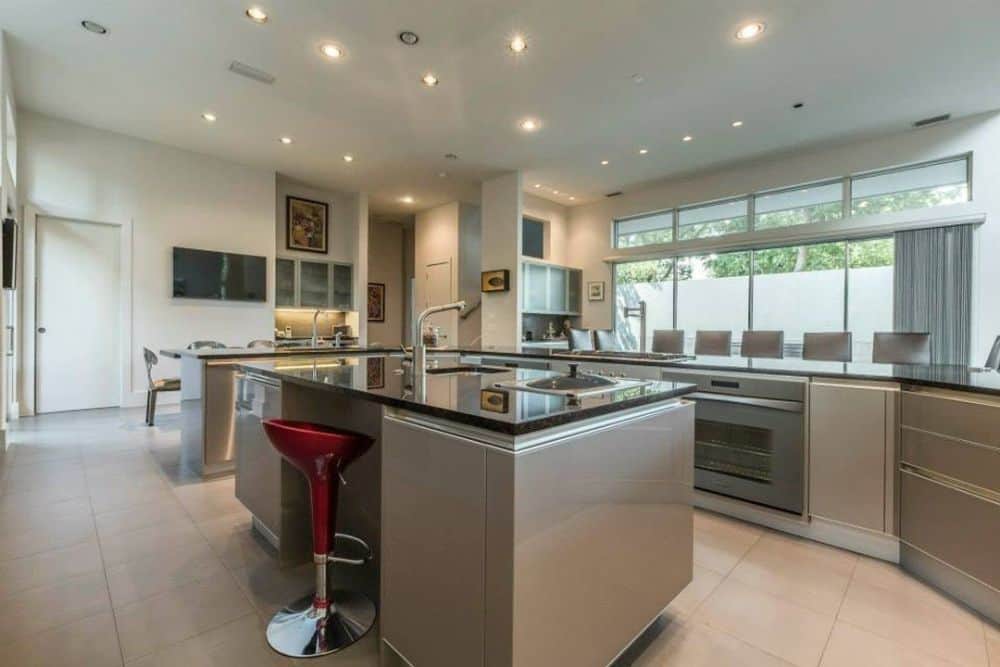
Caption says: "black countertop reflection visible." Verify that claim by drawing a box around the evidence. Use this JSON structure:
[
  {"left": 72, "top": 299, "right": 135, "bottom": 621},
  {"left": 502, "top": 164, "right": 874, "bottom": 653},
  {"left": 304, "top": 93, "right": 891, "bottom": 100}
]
[{"left": 238, "top": 354, "right": 695, "bottom": 436}]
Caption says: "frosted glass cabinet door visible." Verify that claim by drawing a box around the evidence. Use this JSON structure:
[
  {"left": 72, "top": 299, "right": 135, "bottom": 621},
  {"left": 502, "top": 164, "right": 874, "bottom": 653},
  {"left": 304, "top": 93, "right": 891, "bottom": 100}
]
[
  {"left": 275, "top": 259, "right": 296, "bottom": 307},
  {"left": 333, "top": 264, "right": 353, "bottom": 310},
  {"left": 549, "top": 267, "right": 568, "bottom": 313},
  {"left": 300, "top": 261, "right": 330, "bottom": 308},
  {"left": 567, "top": 269, "right": 582, "bottom": 314},
  {"left": 524, "top": 263, "right": 549, "bottom": 312}
]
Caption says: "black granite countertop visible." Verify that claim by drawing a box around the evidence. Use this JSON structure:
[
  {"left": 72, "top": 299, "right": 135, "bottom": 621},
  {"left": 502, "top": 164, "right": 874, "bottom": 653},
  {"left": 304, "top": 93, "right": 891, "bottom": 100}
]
[
  {"left": 160, "top": 345, "right": 378, "bottom": 360},
  {"left": 237, "top": 354, "right": 695, "bottom": 436}
]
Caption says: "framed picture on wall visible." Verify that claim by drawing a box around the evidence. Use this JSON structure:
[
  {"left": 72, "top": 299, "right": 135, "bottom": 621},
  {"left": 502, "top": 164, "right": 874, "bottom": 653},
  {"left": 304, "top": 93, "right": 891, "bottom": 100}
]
[
  {"left": 588, "top": 281, "right": 605, "bottom": 301},
  {"left": 367, "top": 282, "right": 385, "bottom": 322},
  {"left": 366, "top": 356, "right": 385, "bottom": 390},
  {"left": 286, "top": 196, "right": 328, "bottom": 254}
]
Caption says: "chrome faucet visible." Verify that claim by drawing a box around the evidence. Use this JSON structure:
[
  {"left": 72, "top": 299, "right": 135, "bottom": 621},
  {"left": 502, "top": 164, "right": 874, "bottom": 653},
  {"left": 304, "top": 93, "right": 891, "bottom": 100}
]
[
  {"left": 334, "top": 331, "right": 344, "bottom": 349},
  {"left": 623, "top": 300, "right": 647, "bottom": 352},
  {"left": 311, "top": 310, "right": 325, "bottom": 347},
  {"left": 411, "top": 301, "right": 466, "bottom": 375}
]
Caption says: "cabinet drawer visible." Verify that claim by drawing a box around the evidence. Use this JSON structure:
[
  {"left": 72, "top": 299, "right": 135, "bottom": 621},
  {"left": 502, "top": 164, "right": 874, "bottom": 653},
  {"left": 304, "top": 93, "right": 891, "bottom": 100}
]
[
  {"left": 901, "top": 390, "right": 1000, "bottom": 447},
  {"left": 900, "top": 469, "right": 999, "bottom": 590},
  {"left": 901, "top": 428, "right": 1000, "bottom": 494}
]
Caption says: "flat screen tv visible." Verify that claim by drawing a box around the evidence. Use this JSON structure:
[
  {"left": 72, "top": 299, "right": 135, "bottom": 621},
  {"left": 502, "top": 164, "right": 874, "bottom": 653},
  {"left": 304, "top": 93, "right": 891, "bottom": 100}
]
[{"left": 172, "top": 247, "right": 266, "bottom": 302}]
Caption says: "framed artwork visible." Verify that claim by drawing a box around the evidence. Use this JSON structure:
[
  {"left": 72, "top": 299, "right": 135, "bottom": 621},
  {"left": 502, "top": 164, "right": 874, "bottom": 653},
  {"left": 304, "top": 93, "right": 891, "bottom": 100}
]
[
  {"left": 587, "top": 281, "right": 605, "bottom": 301},
  {"left": 367, "top": 282, "right": 385, "bottom": 322},
  {"left": 481, "top": 269, "right": 510, "bottom": 292},
  {"left": 366, "top": 356, "right": 385, "bottom": 390},
  {"left": 286, "top": 196, "right": 329, "bottom": 254},
  {"left": 480, "top": 388, "right": 510, "bottom": 414}
]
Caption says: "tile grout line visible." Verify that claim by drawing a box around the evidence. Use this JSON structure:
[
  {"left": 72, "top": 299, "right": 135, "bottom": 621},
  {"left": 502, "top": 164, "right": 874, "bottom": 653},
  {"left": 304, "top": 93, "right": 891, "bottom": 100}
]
[{"left": 814, "top": 550, "right": 860, "bottom": 667}]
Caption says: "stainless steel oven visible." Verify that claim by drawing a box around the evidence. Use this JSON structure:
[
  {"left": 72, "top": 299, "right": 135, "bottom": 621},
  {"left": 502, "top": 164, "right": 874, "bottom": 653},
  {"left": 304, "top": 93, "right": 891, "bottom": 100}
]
[{"left": 662, "top": 370, "right": 806, "bottom": 514}]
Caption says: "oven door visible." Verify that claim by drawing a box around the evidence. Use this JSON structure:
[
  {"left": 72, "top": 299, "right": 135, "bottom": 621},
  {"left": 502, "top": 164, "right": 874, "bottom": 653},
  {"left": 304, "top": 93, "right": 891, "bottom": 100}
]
[{"left": 690, "top": 393, "right": 804, "bottom": 515}]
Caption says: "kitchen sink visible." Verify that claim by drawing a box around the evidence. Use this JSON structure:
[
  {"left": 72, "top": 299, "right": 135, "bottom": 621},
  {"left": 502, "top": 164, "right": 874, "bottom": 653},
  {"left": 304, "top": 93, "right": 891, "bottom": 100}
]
[
  {"left": 425, "top": 365, "right": 509, "bottom": 376},
  {"left": 524, "top": 374, "right": 616, "bottom": 391}
]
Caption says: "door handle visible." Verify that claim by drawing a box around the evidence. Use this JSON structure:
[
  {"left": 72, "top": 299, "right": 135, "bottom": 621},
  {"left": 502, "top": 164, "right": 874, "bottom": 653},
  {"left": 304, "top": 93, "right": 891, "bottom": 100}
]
[{"left": 37, "top": 327, "right": 47, "bottom": 334}]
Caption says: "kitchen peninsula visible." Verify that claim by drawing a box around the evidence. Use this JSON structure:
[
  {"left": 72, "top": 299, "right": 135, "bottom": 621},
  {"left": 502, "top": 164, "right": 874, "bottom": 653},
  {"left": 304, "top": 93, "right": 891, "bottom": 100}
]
[{"left": 233, "top": 352, "right": 696, "bottom": 667}]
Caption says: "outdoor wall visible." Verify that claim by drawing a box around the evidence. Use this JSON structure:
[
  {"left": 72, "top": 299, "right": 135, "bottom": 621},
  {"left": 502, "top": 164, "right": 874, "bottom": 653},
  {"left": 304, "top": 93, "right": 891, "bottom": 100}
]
[
  {"left": 570, "top": 111, "right": 1000, "bottom": 362},
  {"left": 18, "top": 110, "right": 276, "bottom": 409}
]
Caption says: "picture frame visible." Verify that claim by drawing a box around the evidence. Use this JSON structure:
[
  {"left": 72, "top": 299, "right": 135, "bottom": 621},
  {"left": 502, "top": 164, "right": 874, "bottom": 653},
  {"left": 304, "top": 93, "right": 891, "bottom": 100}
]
[
  {"left": 481, "top": 269, "right": 510, "bottom": 292},
  {"left": 366, "top": 356, "right": 385, "bottom": 390},
  {"left": 367, "top": 282, "right": 385, "bottom": 322},
  {"left": 286, "top": 196, "right": 329, "bottom": 254},
  {"left": 480, "top": 388, "right": 510, "bottom": 414},
  {"left": 587, "top": 281, "right": 605, "bottom": 301}
]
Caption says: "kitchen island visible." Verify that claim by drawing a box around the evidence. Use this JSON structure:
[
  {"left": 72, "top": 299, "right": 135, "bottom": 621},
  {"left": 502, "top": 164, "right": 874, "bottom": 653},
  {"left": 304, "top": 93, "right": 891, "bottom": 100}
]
[{"left": 234, "top": 352, "right": 696, "bottom": 667}]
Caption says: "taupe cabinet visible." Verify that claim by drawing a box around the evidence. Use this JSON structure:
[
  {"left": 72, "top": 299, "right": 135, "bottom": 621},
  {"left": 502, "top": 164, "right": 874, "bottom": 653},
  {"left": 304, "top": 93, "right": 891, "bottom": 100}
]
[{"left": 808, "top": 379, "right": 898, "bottom": 533}]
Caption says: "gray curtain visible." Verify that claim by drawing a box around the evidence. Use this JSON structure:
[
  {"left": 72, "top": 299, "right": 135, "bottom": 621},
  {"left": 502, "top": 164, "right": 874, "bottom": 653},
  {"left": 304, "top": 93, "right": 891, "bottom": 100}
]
[{"left": 893, "top": 225, "right": 974, "bottom": 365}]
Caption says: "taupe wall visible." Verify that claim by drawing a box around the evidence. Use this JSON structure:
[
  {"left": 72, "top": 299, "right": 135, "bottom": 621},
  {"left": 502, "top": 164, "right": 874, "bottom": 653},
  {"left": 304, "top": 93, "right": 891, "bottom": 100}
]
[{"left": 367, "top": 220, "right": 405, "bottom": 347}]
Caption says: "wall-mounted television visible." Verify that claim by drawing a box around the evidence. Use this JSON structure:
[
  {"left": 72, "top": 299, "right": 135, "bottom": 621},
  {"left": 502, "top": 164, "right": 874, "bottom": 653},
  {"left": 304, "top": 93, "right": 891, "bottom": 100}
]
[{"left": 172, "top": 247, "right": 266, "bottom": 302}]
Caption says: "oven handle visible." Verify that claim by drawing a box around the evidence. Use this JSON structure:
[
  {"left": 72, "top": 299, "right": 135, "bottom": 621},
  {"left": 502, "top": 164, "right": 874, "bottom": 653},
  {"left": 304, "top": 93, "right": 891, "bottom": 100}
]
[{"left": 687, "top": 391, "right": 803, "bottom": 413}]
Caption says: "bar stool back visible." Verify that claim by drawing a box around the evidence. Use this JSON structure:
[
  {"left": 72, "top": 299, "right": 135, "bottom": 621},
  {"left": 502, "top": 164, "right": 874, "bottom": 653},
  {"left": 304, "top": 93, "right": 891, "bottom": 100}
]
[
  {"left": 568, "top": 328, "right": 595, "bottom": 351},
  {"left": 802, "top": 332, "right": 853, "bottom": 362},
  {"left": 695, "top": 330, "right": 732, "bottom": 356},
  {"left": 594, "top": 329, "right": 620, "bottom": 351},
  {"left": 143, "top": 347, "right": 180, "bottom": 426},
  {"left": 651, "top": 330, "right": 684, "bottom": 354},
  {"left": 741, "top": 331, "right": 785, "bottom": 359},
  {"left": 872, "top": 332, "right": 931, "bottom": 365},
  {"left": 985, "top": 335, "right": 1000, "bottom": 371},
  {"left": 187, "top": 340, "right": 227, "bottom": 349}
]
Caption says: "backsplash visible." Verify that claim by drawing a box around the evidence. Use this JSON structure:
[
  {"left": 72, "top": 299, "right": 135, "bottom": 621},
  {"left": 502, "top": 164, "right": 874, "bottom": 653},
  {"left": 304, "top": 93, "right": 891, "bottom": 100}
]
[
  {"left": 522, "top": 313, "right": 578, "bottom": 341},
  {"left": 274, "top": 309, "right": 358, "bottom": 339}
]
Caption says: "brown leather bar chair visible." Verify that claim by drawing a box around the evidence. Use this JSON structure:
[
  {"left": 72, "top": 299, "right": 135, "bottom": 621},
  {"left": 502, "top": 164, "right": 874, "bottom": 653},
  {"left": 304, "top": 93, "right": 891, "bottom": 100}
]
[
  {"left": 143, "top": 348, "right": 180, "bottom": 426},
  {"left": 872, "top": 332, "right": 931, "bottom": 365},
  {"left": 594, "top": 329, "right": 620, "bottom": 351},
  {"left": 694, "top": 330, "right": 733, "bottom": 356},
  {"left": 741, "top": 331, "right": 785, "bottom": 359},
  {"left": 567, "top": 328, "right": 595, "bottom": 351},
  {"left": 187, "top": 340, "right": 227, "bottom": 350},
  {"left": 651, "top": 330, "right": 685, "bottom": 354},
  {"left": 247, "top": 339, "right": 275, "bottom": 349},
  {"left": 802, "top": 332, "right": 853, "bottom": 362},
  {"left": 985, "top": 336, "right": 1000, "bottom": 371}
]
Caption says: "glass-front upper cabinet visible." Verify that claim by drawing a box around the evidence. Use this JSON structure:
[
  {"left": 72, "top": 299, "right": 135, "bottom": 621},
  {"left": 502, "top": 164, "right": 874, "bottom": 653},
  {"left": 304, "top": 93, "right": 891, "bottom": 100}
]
[
  {"left": 332, "top": 263, "right": 353, "bottom": 310},
  {"left": 521, "top": 261, "right": 582, "bottom": 314},
  {"left": 549, "top": 266, "right": 568, "bottom": 313},
  {"left": 275, "top": 258, "right": 296, "bottom": 307},
  {"left": 299, "top": 261, "right": 331, "bottom": 308},
  {"left": 524, "top": 263, "right": 549, "bottom": 313}
]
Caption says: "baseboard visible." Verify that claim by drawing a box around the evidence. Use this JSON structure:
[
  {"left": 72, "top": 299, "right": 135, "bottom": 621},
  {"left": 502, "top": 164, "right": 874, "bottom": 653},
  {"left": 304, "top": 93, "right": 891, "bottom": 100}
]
[{"left": 694, "top": 490, "right": 900, "bottom": 562}]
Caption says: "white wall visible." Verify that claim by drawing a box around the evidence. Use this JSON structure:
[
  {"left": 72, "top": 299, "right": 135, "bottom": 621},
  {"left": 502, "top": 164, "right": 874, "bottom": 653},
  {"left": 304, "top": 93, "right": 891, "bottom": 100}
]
[
  {"left": 523, "top": 194, "right": 570, "bottom": 266},
  {"left": 414, "top": 202, "right": 461, "bottom": 341},
  {"left": 0, "top": 30, "right": 16, "bottom": 438},
  {"left": 18, "top": 110, "right": 276, "bottom": 409},
  {"left": 481, "top": 172, "right": 522, "bottom": 348},
  {"left": 275, "top": 174, "right": 358, "bottom": 265},
  {"left": 367, "top": 220, "right": 404, "bottom": 347},
  {"left": 569, "top": 111, "right": 1000, "bottom": 362}
]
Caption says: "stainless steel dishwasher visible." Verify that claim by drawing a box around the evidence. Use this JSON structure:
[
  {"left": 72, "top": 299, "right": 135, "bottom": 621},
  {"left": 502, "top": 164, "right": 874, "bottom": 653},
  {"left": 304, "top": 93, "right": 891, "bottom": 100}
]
[{"left": 661, "top": 369, "right": 806, "bottom": 514}]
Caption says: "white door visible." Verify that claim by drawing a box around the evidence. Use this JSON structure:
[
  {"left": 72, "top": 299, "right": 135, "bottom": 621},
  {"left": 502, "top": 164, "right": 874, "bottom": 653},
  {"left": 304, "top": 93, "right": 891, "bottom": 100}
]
[
  {"left": 423, "top": 260, "right": 454, "bottom": 343},
  {"left": 36, "top": 217, "right": 121, "bottom": 413}
]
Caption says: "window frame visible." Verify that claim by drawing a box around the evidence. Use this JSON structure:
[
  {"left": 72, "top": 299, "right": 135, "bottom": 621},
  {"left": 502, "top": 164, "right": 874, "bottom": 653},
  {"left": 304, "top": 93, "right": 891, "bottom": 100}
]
[
  {"left": 848, "top": 154, "right": 972, "bottom": 216},
  {"left": 676, "top": 195, "right": 750, "bottom": 241},
  {"left": 613, "top": 207, "right": 676, "bottom": 249}
]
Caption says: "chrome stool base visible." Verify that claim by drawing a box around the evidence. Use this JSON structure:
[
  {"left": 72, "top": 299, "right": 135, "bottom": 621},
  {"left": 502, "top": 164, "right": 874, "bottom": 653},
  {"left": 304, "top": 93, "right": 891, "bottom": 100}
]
[{"left": 266, "top": 589, "right": 376, "bottom": 658}]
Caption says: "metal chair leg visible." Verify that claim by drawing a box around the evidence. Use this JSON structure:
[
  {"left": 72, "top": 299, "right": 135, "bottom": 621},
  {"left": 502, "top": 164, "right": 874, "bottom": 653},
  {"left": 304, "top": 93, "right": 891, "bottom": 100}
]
[
  {"left": 148, "top": 391, "right": 158, "bottom": 426},
  {"left": 145, "top": 391, "right": 153, "bottom": 426}
]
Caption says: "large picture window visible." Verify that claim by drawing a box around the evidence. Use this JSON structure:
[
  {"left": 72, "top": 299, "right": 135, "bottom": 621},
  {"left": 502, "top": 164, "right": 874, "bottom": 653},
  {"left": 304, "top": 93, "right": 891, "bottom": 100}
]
[
  {"left": 675, "top": 251, "right": 750, "bottom": 353},
  {"left": 754, "top": 181, "right": 843, "bottom": 230}
]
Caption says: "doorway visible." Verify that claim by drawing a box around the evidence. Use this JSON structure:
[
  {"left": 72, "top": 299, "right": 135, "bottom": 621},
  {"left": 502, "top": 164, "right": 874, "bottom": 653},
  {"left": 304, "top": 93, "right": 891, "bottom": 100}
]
[
  {"left": 423, "top": 259, "right": 454, "bottom": 343},
  {"left": 35, "top": 216, "right": 122, "bottom": 413}
]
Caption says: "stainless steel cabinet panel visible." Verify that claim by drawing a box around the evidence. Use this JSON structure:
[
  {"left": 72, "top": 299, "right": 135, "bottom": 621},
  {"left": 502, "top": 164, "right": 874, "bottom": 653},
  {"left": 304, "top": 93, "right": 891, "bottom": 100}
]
[
  {"left": 901, "top": 390, "right": 1000, "bottom": 447},
  {"left": 381, "top": 418, "right": 487, "bottom": 667},
  {"left": 809, "top": 382, "right": 891, "bottom": 532},
  {"left": 901, "top": 428, "right": 999, "bottom": 494},
  {"left": 900, "top": 469, "right": 999, "bottom": 590}
]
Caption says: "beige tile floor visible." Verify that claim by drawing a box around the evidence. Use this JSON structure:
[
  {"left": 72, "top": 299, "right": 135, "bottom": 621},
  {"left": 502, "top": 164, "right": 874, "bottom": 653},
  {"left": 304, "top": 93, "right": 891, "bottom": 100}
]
[{"left": 0, "top": 406, "right": 996, "bottom": 667}]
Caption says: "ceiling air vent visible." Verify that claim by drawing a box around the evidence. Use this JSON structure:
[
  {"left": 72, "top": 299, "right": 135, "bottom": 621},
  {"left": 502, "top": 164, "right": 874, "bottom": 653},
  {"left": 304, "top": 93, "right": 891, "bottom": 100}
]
[
  {"left": 605, "top": 191, "right": 623, "bottom": 198},
  {"left": 228, "top": 60, "right": 276, "bottom": 85},
  {"left": 913, "top": 113, "right": 950, "bottom": 128}
]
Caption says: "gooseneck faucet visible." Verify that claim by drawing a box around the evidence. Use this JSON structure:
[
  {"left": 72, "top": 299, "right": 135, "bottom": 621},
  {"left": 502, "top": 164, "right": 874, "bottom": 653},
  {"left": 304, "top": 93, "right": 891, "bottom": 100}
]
[
  {"left": 311, "top": 309, "right": 325, "bottom": 347},
  {"left": 411, "top": 301, "right": 466, "bottom": 376}
]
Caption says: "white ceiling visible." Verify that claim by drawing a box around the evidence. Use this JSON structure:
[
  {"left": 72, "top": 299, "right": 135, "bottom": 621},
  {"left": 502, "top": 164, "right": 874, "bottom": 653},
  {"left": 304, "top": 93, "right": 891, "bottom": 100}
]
[{"left": 4, "top": 0, "right": 1000, "bottom": 215}]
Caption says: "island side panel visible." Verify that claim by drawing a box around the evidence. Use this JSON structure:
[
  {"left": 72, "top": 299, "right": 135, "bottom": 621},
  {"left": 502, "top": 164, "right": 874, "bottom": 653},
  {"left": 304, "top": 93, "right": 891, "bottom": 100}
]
[
  {"left": 509, "top": 401, "right": 695, "bottom": 667},
  {"left": 381, "top": 415, "right": 487, "bottom": 667}
]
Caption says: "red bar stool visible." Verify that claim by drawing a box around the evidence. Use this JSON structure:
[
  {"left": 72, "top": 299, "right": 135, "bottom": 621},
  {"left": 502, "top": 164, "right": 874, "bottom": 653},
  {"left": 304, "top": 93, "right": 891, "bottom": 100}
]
[{"left": 261, "top": 419, "right": 377, "bottom": 658}]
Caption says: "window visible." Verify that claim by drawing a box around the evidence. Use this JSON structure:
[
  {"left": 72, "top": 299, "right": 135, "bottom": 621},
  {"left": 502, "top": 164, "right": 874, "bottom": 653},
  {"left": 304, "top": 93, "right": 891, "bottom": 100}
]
[
  {"left": 851, "top": 157, "right": 969, "bottom": 216},
  {"left": 615, "top": 210, "right": 673, "bottom": 248},
  {"left": 752, "top": 242, "right": 847, "bottom": 354},
  {"left": 522, "top": 217, "right": 544, "bottom": 258},
  {"left": 614, "top": 259, "right": 674, "bottom": 351},
  {"left": 847, "top": 238, "right": 895, "bottom": 361},
  {"left": 676, "top": 251, "right": 750, "bottom": 352},
  {"left": 678, "top": 199, "right": 748, "bottom": 240},
  {"left": 754, "top": 181, "right": 843, "bottom": 230}
]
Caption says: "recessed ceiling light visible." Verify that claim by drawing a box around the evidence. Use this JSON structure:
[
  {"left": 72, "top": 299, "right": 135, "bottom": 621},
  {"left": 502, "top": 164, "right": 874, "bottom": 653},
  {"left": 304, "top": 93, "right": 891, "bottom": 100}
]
[
  {"left": 438, "top": 171, "right": 448, "bottom": 178},
  {"left": 279, "top": 136, "right": 293, "bottom": 144},
  {"left": 569, "top": 196, "right": 576, "bottom": 201},
  {"left": 534, "top": 183, "right": 541, "bottom": 188},
  {"left": 398, "top": 31, "right": 419, "bottom": 46},
  {"left": 81, "top": 20, "right": 108, "bottom": 35},
  {"left": 518, "top": 118, "right": 540, "bottom": 132},
  {"left": 731, "top": 120, "right": 744, "bottom": 128},
  {"left": 245, "top": 7, "right": 268, "bottom": 23},
  {"left": 421, "top": 73, "right": 439, "bottom": 87},
  {"left": 553, "top": 190, "right": 560, "bottom": 194},
  {"left": 631, "top": 74, "right": 645, "bottom": 85},
  {"left": 639, "top": 148, "right": 649, "bottom": 155},
  {"left": 399, "top": 195, "right": 415, "bottom": 204},
  {"left": 735, "top": 22, "right": 765, "bottom": 41},
  {"left": 201, "top": 112, "right": 217, "bottom": 122},
  {"left": 600, "top": 160, "right": 609, "bottom": 165},
  {"left": 444, "top": 153, "right": 458, "bottom": 160},
  {"left": 319, "top": 43, "right": 343, "bottom": 59},
  {"left": 682, "top": 135, "right": 693, "bottom": 142},
  {"left": 343, "top": 154, "right": 354, "bottom": 162},
  {"left": 509, "top": 35, "right": 527, "bottom": 53}
]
